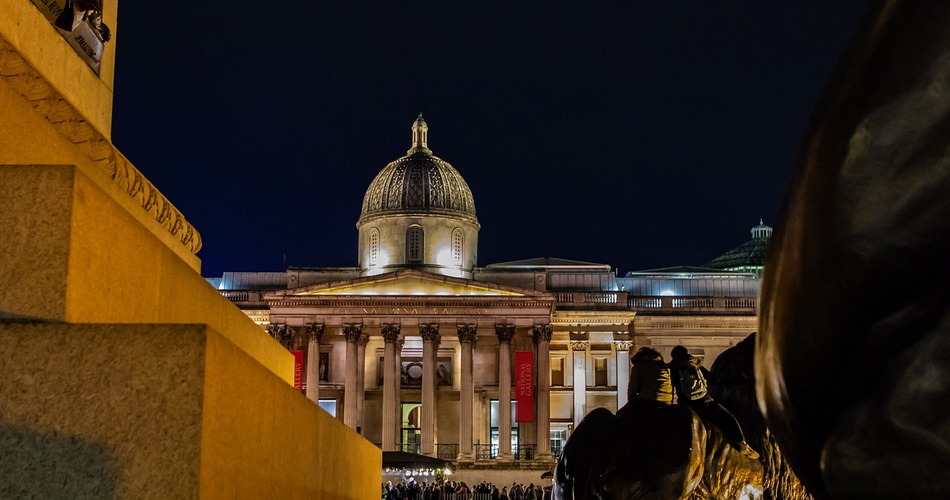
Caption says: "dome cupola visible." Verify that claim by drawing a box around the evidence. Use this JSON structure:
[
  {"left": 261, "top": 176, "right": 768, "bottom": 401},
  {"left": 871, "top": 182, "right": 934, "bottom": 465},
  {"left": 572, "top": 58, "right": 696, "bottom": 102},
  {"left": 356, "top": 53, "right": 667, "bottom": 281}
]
[
  {"left": 356, "top": 116, "right": 480, "bottom": 278},
  {"left": 358, "top": 114, "right": 478, "bottom": 226}
]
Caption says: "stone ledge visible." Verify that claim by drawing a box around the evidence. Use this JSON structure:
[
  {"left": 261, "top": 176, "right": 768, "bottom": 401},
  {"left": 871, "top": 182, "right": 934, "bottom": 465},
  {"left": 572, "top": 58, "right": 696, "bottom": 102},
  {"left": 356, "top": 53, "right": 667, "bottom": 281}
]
[{"left": 0, "top": 32, "right": 201, "bottom": 256}]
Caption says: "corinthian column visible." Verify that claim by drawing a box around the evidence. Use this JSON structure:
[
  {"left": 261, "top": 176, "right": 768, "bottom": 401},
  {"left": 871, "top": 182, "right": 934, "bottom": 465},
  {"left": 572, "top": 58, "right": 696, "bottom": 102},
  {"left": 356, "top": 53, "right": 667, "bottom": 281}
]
[
  {"left": 496, "top": 323, "right": 515, "bottom": 461},
  {"left": 381, "top": 323, "right": 401, "bottom": 451},
  {"left": 533, "top": 324, "right": 553, "bottom": 459},
  {"left": 356, "top": 334, "right": 369, "bottom": 433},
  {"left": 305, "top": 323, "right": 325, "bottom": 404},
  {"left": 571, "top": 340, "right": 589, "bottom": 429},
  {"left": 457, "top": 324, "right": 478, "bottom": 461},
  {"left": 615, "top": 340, "right": 633, "bottom": 410},
  {"left": 420, "top": 323, "right": 441, "bottom": 456},
  {"left": 342, "top": 323, "right": 363, "bottom": 430}
]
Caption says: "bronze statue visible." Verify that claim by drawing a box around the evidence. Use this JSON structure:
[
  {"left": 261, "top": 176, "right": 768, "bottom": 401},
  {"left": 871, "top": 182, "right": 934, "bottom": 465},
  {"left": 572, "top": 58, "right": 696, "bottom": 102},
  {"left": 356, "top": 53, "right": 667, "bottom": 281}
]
[
  {"left": 553, "top": 336, "right": 775, "bottom": 499},
  {"left": 55, "top": 0, "right": 111, "bottom": 42},
  {"left": 758, "top": 1, "right": 950, "bottom": 497}
]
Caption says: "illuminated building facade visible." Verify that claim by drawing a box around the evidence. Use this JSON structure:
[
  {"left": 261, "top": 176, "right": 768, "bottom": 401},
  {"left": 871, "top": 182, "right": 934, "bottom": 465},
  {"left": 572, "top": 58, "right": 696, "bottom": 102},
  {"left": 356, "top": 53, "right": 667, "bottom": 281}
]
[{"left": 210, "top": 117, "right": 759, "bottom": 473}]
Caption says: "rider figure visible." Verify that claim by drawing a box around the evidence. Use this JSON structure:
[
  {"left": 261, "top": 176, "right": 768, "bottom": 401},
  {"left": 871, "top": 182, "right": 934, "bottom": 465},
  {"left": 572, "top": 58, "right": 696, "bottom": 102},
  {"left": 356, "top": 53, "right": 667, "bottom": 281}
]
[{"left": 668, "top": 345, "right": 760, "bottom": 460}]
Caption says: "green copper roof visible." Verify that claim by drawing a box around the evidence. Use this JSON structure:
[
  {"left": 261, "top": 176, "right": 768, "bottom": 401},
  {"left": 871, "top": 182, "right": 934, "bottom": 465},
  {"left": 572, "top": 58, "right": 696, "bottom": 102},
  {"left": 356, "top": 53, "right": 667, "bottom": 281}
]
[{"left": 705, "top": 222, "right": 772, "bottom": 270}]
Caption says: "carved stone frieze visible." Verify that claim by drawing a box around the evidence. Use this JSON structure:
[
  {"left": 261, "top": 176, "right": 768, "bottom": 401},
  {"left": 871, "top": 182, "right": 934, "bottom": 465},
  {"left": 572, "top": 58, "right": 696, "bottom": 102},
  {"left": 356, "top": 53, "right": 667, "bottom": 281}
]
[
  {"left": 0, "top": 35, "right": 202, "bottom": 254},
  {"left": 532, "top": 324, "right": 553, "bottom": 343},
  {"left": 495, "top": 324, "right": 515, "bottom": 343},
  {"left": 456, "top": 324, "right": 478, "bottom": 343},
  {"left": 342, "top": 323, "right": 363, "bottom": 342},
  {"left": 381, "top": 323, "right": 401, "bottom": 342}
]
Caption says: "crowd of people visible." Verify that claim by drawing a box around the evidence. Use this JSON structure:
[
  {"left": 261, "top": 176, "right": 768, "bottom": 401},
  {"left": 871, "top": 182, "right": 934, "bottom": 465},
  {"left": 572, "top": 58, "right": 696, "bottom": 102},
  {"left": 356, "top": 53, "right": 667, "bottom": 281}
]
[{"left": 382, "top": 480, "right": 551, "bottom": 499}]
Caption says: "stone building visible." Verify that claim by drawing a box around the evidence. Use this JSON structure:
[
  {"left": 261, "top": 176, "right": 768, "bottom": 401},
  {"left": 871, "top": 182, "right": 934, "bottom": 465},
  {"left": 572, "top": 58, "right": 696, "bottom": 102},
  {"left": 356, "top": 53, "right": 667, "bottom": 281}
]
[{"left": 211, "top": 116, "right": 760, "bottom": 475}]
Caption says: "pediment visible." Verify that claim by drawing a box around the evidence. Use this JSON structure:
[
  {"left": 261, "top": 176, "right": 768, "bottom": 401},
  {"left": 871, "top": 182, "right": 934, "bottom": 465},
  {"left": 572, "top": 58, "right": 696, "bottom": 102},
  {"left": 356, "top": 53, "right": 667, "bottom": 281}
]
[{"left": 286, "top": 269, "right": 539, "bottom": 297}]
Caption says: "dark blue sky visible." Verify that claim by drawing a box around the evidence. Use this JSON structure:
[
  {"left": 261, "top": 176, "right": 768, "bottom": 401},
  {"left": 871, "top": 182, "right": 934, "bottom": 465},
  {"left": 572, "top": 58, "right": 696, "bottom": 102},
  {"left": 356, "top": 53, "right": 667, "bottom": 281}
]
[{"left": 111, "top": 2, "right": 875, "bottom": 277}]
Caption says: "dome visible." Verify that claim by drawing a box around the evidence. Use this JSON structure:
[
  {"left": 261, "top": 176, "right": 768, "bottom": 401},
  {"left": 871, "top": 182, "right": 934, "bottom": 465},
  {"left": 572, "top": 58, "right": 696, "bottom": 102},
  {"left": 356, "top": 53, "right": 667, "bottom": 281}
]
[
  {"left": 704, "top": 220, "right": 773, "bottom": 274},
  {"left": 358, "top": 115, "right": 478, "bottom": 227}
]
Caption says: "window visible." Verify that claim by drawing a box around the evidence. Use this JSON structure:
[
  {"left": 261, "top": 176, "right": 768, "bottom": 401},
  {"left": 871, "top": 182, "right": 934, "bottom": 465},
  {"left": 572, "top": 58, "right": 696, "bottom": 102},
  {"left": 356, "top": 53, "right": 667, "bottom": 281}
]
[
  {"left": 401, "top": 403, "right": 422, "bottom": 453},
  {"left": 369, "top": 228, "right": 379, "bottom": 266},
  {"left": 594, "top": 357, "right": 608, "bottom": 387},
  {"left": 490, "top": 400, "right": 519, "bottom": 458},
  {"left": 452, "top": 229, "right": 463, "bottom": 266},
  {"left": 551, "top": 357, "right": 564, "bottom": 386},
  {"left": 406, "top": 226, "right": 423, "bottom": 264}
]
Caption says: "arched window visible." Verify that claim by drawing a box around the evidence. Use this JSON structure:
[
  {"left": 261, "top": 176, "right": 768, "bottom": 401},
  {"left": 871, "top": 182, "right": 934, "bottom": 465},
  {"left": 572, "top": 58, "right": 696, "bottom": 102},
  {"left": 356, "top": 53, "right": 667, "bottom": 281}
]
[
  {"left": 452, "top": 229, "right": 463, "bottom": 266},
  {"left": 406, "top": 226, "right": 423, "bottom": 264},
  {"left": 369, "top": 228, "right": 379, "bottom": 266}
]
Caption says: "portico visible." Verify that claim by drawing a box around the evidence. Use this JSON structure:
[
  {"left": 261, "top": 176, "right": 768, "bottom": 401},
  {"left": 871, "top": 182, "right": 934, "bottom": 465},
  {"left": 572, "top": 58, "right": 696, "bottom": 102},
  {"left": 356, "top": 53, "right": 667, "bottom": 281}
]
[{"left": 265, "top": 269, "right": 556, "bottom": 462}]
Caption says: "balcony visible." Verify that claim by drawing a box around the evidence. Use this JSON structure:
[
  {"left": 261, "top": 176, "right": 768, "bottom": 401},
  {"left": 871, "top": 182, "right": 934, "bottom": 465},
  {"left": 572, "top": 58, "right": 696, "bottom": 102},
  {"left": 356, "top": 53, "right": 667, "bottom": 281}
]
[
  {"left": 555, "top": 291, "right": 627, "bottom": 307},
  {"left": 628, "top": 296, "right": 757, "bottom": 314}
]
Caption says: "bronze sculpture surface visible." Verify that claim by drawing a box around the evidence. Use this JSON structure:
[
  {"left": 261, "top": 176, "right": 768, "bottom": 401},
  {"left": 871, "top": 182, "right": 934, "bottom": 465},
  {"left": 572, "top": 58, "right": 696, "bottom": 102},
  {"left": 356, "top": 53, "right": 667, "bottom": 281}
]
[{"left": 758, "top": 1, "right": 950, "bottom": 497}]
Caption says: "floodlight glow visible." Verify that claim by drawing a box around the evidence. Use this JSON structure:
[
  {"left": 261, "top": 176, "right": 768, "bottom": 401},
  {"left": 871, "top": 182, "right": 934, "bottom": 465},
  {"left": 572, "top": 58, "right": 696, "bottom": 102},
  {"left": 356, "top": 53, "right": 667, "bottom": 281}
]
[
  {"left": 660, "top": 290, "right": 675, "bottom": 296},
  {"left": 435, "top": 246, "right": 454, "bottom": 267}
]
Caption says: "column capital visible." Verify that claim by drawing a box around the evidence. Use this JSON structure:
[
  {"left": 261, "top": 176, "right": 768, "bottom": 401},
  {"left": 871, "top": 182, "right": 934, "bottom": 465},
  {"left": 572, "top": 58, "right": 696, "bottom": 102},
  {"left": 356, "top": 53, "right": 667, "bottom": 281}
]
[
  {"left": 343, "top": 323, "right": 363, "bottom": 342},
  {"left": 420, "top": 323, "right": 441, "bottom": 343},
  {"left": 614, "top": 340, "right": 634, "bottom": 351},
  {"left": 267, "top": 323, "right": 295, "bottom": 350},
  {"left": 495, "top": 324, "right": 515, "bottom": 343},
  {"left": 570, "top": 340, "right": 589, "bottom": 351},
  {"left": 456, "top": 324, "right": 478, "bottom": 343},
  {"left": 381, "top": 323, "right": 401, "bottom": 342},
  {"left": 397, "top": 338, "right": 406, "bottom": 350},
  {"left": 532, "top": 324, "right": 553, "bottom": 343},
  {"left": 358, "top": 334, "right": 370, "bottom": 347},
  {"left": 306, "top": 323, "right": 325, "bottom": 342}
]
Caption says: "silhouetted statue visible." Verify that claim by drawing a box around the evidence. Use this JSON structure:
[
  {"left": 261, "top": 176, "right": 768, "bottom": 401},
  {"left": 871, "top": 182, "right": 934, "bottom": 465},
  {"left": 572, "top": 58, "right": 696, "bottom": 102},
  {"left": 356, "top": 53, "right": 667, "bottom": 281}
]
[
  {"left": 553, "top": 337, "right": 770, "bottom": 499},
  {"left": 758, "top": 1, "right": 950, "bottom": 497},
  {"left": 55, "top": 0, "right": 112, "bottom": 42}
]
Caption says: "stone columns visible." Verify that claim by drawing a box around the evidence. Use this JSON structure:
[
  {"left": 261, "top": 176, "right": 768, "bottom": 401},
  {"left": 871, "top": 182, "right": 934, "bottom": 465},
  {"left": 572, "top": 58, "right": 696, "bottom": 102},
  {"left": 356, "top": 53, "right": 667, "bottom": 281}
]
[
  {"left": 571, "top": 340, "right": 589, "bottom": 428},
  {"left": 356, "top": 334, "right": 369, "bottom": 433},
  {"left": 496, "top": 324, "right": 515, "bottom": 461},
  {"left": 305, "top": 323, "right": 325, "bottom": 404},
  {"left": 381, "top": 323, "right": 401, "bottom": 451},
  {"left": 533, "top": 324, "right": 553, "bottom": 459},
  {"left": 343, "top": 323, "right": 363, "bottom": 430},
  {"left": 615, "top": 340, "right": 633, "bottom": 409},
  {"left": 420, "top": 323, "right": 441, "bottom": 456},
  {"left": 395, "top": 338, "right": 404, "bottom": 446},
  {"left": 457, "top": 324, "right": 477, "bottom": 461}
]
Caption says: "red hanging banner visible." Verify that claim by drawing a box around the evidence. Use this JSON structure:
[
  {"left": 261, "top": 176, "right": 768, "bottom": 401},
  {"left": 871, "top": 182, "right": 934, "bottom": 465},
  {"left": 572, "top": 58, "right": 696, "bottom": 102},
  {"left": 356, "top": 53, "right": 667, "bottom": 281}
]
[
  {"left": 292, "top": 350, "right": 304, "bottom": 391},
  {"left": 515, "top": 351, "right": 535, "bottom": 422}
]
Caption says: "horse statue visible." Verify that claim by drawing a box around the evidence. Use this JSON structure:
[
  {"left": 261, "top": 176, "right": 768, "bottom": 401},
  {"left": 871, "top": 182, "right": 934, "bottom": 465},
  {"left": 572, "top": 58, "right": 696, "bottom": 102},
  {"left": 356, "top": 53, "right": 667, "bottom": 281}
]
[{"left": 758, "top": 1, "right": 950, "bottom": 497}]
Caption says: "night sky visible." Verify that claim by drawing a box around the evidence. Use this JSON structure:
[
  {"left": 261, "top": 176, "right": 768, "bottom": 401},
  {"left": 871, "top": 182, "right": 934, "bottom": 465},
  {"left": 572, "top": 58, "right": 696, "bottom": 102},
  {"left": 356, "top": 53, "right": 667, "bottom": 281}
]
[{"left": 110, "top": 2, "right": 875, "bottom": 277}]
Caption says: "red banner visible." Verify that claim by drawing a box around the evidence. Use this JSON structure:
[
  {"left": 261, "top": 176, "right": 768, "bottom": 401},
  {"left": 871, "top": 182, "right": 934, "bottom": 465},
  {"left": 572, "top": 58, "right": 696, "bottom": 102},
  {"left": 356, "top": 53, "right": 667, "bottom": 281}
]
[
  {"left": 515, "top": 351, "right": 534, "bottom": 422},
  {"left": 292, "top": 350, "right": 304, "bottom": 391}
]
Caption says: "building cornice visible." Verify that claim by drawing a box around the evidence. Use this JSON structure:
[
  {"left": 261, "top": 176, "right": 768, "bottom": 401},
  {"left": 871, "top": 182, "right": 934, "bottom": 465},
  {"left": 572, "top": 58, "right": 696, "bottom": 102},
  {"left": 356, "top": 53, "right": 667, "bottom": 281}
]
[{"left": 0, "top": 34, "right": 201, "bottom": 254}]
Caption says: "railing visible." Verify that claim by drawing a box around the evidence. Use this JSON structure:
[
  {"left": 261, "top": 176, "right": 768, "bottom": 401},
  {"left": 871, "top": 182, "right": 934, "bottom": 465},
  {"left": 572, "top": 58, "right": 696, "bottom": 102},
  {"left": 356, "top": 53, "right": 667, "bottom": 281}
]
[
  {"left": 513, "top": 444, "right": 535, "bottom": 460},
  {"left": 437, "top": 443, "right": 459, "bottom": 460},
  {"left": 474, "top": 444, "right": 497, "bottom": 460},
  {"left": 628, "top": 296, "right": 757, "bottom": 312},
  {"left": 218, "top": 290, "right": 271, "bottom": 303},
  {"left": 556, "top": 291, "right": 626, "bottom": 306},
  {"left": 472, "top": 444, "right": 537, "bottom": 461}
]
